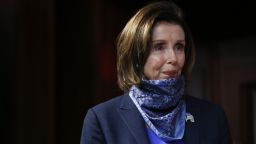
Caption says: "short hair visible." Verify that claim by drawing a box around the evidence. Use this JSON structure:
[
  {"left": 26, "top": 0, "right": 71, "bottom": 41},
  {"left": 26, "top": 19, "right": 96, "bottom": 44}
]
[{"left": 116, "top": 0, "right": 195, "bottom": 91}]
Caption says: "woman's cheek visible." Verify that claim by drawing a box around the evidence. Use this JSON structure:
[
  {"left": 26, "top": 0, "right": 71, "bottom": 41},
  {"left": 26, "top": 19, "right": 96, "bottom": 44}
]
[{"left": 151, "top": 57, "right": 164, "bottom": 72}]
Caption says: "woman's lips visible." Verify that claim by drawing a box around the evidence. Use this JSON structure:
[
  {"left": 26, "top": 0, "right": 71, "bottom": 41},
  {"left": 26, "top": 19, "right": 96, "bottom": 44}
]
[{"left": 162, "top": 71, "right": 178, "bottom": 77}]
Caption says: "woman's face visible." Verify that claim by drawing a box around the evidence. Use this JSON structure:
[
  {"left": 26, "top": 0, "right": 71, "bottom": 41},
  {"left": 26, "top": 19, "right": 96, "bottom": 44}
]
[{"left": 143, "top": 22, "right": 185, "bottom": 80}]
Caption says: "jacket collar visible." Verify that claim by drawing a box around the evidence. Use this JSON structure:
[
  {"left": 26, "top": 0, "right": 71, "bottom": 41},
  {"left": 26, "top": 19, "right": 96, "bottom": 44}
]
[{"left": 118, "top": 94, "right": 200, "bottom": 144}]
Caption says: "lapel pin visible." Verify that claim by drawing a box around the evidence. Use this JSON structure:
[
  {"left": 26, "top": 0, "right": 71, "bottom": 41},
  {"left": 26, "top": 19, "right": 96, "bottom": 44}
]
[{"left": 186, "top": 113, "right": 195, "bottom": 123}]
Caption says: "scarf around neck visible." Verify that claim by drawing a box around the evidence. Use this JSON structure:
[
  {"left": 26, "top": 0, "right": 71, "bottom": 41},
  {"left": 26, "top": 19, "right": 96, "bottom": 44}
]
[{"left": 129, "top": 75, "right": 186, "bottom": 142}]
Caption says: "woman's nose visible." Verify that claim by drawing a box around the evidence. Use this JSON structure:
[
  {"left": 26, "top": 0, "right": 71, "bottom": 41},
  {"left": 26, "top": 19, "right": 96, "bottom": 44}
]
[{"left": 166, "top": 48, "right": 177, "bottom": 64}]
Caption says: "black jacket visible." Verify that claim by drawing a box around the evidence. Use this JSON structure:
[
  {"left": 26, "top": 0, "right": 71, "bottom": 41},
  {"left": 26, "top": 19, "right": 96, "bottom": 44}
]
[{"left": 81, "top": 94, "right": 232, "bottom": 144}]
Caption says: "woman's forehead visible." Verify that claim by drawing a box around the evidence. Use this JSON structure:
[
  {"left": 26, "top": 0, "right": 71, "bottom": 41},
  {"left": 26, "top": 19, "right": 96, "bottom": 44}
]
[{"left": 151, "top": 22, "right": 185, "bottom": 41}]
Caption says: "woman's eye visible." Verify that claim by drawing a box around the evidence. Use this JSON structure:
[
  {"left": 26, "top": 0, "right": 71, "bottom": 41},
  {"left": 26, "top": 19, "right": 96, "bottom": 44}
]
[
  {"left": 153, "top": 43, "right": 164, "bottom": 51},
  {"left": 175, "top": 43, "right": 185, "bottom": 51}
]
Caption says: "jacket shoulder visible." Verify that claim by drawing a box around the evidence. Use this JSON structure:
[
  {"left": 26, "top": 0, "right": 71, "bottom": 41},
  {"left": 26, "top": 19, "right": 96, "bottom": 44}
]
[
  {"left": 90, "top": 93, "right": 128, "bottom": 114},
  {"left": 186, "top": 95, "right": 224, "bottom": 112}
]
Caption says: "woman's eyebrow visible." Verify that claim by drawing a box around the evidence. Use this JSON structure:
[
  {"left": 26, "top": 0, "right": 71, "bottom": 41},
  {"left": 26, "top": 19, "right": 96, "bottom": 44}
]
[
  {"left": 176, "top": 40, "right": 185, "bottom": 43},
  {"left": 151, "top": 40, "right": 165, "bottom": 43},
  {"left": 151, "top": 39, "right": 185, "bottom": 43}
]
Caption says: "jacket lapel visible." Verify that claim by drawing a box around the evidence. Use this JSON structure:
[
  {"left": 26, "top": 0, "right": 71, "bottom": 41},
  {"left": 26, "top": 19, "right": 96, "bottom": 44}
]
[
  {"left": 117, "top": 95, "right": 150, "bottom": 144},
  {"left": 184, "top": 96, "right": 200, "bottom": 144}
]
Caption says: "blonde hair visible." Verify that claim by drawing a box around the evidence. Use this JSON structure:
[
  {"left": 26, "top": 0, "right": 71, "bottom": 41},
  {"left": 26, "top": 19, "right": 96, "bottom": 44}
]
[{"left": 117, "top": 1, "right": 195, "bottom": 91}]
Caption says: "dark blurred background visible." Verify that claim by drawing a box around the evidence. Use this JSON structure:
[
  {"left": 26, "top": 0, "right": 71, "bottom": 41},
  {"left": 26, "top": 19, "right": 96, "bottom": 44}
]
[{"left": 1, "top": 0, "right": 256, "bottom": 143}]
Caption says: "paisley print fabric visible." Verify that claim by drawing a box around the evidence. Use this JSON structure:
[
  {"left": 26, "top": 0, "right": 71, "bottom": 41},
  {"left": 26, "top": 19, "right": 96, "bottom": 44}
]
[{"left": 129, "top": 75, "right": 186, "bottom": 142}]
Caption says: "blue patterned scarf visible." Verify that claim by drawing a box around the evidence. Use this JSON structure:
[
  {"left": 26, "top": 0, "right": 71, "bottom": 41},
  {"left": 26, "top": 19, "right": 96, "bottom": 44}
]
[{"left": 129, "top": 75, "right": 186, "bottom": 142}]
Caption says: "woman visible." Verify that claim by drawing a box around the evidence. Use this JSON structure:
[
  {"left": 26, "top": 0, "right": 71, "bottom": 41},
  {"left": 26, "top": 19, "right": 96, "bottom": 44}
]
[{"left": 81, "top": 1, "right": 232, "bottom": 144}]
